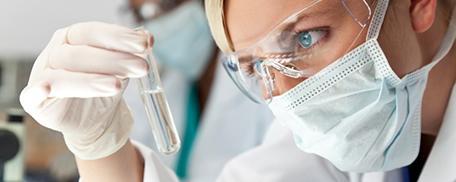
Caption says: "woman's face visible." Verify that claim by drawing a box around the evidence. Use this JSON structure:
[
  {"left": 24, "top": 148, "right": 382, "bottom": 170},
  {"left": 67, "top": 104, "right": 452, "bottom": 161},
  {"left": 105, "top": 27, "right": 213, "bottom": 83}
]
[{"left": 225, "top": 0, "right": 430, "bottom": 96}]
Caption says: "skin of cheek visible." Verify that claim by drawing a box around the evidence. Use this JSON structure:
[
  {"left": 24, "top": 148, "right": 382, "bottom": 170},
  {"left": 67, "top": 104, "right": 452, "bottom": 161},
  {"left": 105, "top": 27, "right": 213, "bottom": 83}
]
[{"left": 377, "top": 2, "right": 424, "bottom": 78}]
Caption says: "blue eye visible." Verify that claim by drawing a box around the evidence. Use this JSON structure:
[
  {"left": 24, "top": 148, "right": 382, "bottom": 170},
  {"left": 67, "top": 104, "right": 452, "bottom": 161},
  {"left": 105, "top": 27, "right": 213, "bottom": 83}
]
[{"left": 297, "top": 30, "right": 327, "bottom": 49}]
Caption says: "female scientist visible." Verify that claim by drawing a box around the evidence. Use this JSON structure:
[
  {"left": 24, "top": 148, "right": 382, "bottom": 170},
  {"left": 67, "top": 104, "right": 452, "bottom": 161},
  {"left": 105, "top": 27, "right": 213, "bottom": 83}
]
[{"left": 20, "top": 0, "right": 456, "bottom": 181}]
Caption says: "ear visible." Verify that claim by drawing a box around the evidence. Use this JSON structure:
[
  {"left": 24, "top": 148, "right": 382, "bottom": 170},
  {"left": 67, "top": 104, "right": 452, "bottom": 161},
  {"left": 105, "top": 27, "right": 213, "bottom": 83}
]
[{"left": 410, "top": 0, "right": 437, "bottom": 33}]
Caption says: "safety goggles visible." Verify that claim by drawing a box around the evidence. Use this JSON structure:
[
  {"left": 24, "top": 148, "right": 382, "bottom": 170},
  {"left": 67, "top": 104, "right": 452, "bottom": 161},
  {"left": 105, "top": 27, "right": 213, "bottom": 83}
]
[{"left": 221, "top": 0, "right": 374, "bottom": 103}]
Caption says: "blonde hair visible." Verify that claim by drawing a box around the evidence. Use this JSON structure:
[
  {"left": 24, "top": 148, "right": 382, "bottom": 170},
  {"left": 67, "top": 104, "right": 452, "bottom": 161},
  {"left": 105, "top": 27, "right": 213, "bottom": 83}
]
[
  {"left": 205, "top": 0, "right": 234, "bottom": 53},
  {"left": 204, "top": 0, "right": 456, "bottom": 53}
]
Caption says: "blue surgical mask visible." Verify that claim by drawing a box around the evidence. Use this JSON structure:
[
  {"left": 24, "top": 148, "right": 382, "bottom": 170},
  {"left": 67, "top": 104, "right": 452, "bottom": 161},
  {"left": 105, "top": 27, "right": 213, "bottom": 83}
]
[
  {"left": 144, "top": 1, "right": 214, "bottom": 80},
  {"left": 268, "top": 0, "right": 456, "bottom": 172}
]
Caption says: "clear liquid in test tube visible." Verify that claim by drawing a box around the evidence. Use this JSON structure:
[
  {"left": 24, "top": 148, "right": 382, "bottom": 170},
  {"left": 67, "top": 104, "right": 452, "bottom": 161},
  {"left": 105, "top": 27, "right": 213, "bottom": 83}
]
[{"left": 137, "top": 53, "right": 181, "bottom": 155}]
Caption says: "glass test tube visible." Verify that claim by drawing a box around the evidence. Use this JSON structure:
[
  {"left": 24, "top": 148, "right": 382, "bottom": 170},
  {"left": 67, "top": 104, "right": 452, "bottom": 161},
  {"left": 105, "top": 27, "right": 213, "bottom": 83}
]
[{"left": 137, "top": 53, "right": 181, "bottom": 155}]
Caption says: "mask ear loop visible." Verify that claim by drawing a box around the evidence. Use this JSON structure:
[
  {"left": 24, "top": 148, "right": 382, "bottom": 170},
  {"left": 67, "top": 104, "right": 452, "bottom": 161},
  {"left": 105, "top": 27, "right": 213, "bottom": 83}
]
[
  {"left": 366, "top": 0, "right": 390, "bottom": 40},
  {"left": 419, "top": 4, "right": 456, "bottom": 72}
]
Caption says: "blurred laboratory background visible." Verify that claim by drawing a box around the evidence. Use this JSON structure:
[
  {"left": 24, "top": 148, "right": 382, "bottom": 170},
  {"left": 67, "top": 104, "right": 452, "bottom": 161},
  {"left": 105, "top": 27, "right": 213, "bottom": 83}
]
[{"left": 0, "top": 1, "right": 125, "bottom": 181}]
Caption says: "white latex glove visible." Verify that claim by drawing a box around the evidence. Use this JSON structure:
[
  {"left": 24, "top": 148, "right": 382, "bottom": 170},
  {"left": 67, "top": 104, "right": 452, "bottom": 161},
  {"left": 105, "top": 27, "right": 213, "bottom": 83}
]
[{"left": 20, "top": 22, "right": 152, "bottom": 160}]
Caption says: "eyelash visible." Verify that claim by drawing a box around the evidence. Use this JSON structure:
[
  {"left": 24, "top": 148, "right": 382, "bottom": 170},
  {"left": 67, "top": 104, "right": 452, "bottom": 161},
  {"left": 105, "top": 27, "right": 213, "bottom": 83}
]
[{"left": 241, "top": 59, "right": 262, "bottom": 78}]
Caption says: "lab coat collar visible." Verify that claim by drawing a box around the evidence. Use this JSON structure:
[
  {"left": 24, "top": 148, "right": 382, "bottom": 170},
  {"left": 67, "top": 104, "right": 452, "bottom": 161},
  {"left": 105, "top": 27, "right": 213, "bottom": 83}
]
[{"left": 418, "top": 84, "right": 456, "bottom": 182}]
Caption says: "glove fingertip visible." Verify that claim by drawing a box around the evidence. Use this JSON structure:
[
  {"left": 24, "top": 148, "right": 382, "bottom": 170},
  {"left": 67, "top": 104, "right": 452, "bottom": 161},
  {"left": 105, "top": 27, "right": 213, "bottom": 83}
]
[{"left": 20, "top": 83, "right": 50, "bottom": 111}]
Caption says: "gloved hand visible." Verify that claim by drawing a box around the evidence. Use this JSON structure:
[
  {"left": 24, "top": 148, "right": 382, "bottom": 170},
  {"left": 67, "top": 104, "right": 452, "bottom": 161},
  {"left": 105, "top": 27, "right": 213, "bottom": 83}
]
[{"left": 20, "top": 22, "right": 152, "bottom": 160}]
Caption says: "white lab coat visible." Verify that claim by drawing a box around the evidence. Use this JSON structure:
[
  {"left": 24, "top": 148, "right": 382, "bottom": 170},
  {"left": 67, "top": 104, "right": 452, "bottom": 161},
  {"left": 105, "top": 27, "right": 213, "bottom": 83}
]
[
  {"left": 134, "top": 84, "right": 456, "bottom": 182},
  {"left": 124, "top": 62, "right": 274, "bottom": 182}
]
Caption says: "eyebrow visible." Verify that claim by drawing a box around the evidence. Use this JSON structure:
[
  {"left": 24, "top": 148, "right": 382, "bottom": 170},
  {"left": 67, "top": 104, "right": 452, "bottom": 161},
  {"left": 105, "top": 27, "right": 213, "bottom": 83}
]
[
  {"left": 233, "top": 0, "right": 342, "bottom": 50},
  {"left": 280, "top": 1, "right": 343, "bottom": 32}
]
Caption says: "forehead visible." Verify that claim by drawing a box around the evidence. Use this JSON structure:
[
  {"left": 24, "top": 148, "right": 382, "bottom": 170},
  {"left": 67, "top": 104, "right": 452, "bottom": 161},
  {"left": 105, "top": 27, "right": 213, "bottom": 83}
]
[{"left": 224, "top": 0, "right": 337, "bottom": 50}]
